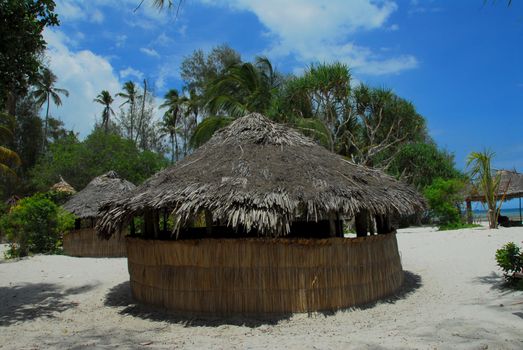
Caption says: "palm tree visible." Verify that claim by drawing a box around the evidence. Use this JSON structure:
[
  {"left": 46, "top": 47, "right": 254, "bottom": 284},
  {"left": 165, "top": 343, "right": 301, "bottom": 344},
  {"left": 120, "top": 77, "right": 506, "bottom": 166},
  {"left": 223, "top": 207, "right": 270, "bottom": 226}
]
[
  {"left": 117, "top": 81, "right": 139, "bottom": 140},
  {"left": 204, "top": 56, "right": 278, "bottom": 118},
  {"left": 33, "top": 67, "right": 69, "bottom": 147},
  {"left": 94, "top": 90, "right": 115, "bottom": 133},
  {"left": 160, "top": 112, "right": 181, "bottom": 164},
  {"left": 467, "top": 150, "right": 502, "bottom": 229},
  {"left": 160, "top": 89, "right": 184, "bottom": 162},
  {"left": 189, "top": 57, "right": 278, "bottom": 148},
  {"left": 184, "top": 87, "right": 200, "bottom": 127},
  {"left": 0, "top": 113, "right": 21, "bottom": 178}
]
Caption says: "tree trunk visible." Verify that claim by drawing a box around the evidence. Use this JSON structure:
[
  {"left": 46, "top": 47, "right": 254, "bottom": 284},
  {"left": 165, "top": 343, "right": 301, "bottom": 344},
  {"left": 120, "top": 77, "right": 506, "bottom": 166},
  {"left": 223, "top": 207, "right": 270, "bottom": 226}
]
[
  {"left": 466, "top": 200, "right": 473, "bottom": 225},
  {"left": 6, "top": 91, "right": 17, "bottom": 117},
  {"left": 170, "top": 133, "right": 175, "bottom": 164},
  {"left": 43, "top": 94, "right": 50, "bottom": 148},
  {"left": 174, "top": 132, "right": 179, "bottom": 162},
  {"left": 488, "top": 208, "right": 497, "bottom": 229}
]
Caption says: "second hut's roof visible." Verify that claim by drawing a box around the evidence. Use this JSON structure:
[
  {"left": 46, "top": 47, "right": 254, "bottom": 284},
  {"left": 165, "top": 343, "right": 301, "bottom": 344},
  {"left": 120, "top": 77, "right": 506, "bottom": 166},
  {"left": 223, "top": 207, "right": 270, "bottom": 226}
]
[
  {"left": 63, "top": 171, "right": 136, "bottom": 219},
  {"left": 98, "top": 113, "right": 425, "bottom": 237},
  {"left": 50, "top": 176, "right": 76, "bottom": 194},
  {"left": 467, "top": 169, "right": 523, "bottom": 202}
]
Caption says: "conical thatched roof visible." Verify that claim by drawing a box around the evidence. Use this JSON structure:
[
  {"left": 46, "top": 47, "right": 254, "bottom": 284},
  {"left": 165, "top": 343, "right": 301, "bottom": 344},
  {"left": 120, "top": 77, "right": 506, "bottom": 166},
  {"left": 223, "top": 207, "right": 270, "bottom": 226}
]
[
  {"left": 98, "top": 113, "right": 425, "bottom": 237},
  {"left": 63, "top": 171, "right": 135, "bottom": 219},
  {"left": 50, "top": 176, "right": 76, "bottom": 194}
]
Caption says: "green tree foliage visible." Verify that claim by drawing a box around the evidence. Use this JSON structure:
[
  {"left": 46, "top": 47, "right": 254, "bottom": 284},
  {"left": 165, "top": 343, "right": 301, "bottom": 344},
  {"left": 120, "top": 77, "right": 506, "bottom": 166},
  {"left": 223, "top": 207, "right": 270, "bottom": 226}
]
[
  {"left": 423, "top": 178, "right": 466, "bottom": 228},
  {"left": 30, "top": 128, "right": 168, "bottom": 191},
  {"left": 181, "top": 45, "right": 242, "bottom": 95},
  {"left": 0, "top": 193, "right": 75, "bottom": 258},
  {"left": 0, "top": 0, "right": 59, "bottom": 113},
  {"left": 467, "top": 150, "right": 501, "bottom": 229},
  {"left": 495, "top": 242, "right": 523, "bottom": 286},
  {"left": 387, "top": 142, "right": 462, "bottom": 189},
  {"left": 190, "top": 116, "right": 233, "bottom": 148}
]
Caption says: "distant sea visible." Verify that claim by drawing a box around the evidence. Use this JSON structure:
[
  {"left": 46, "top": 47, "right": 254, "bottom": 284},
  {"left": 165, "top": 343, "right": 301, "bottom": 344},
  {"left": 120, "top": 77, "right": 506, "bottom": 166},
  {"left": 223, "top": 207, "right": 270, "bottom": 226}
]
[{"left": 473, "top": 208, "right": 523, "bottom": 221}]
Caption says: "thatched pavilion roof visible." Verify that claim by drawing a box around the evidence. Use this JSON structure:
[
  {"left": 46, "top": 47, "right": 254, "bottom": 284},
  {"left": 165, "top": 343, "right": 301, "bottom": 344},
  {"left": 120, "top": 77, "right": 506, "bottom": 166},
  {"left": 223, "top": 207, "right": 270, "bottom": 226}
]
[
  {"left": 50, "top": 176, "right": 76, "bottom": 194},
  {"left": 63, "top": 171, "right": 135, "bottom": 219},
  {"left": 466, "top": 170, "right": 523, "bottom": 202},
  {"left": 98, "top": 113, "right": 425, "bottom": 237}
]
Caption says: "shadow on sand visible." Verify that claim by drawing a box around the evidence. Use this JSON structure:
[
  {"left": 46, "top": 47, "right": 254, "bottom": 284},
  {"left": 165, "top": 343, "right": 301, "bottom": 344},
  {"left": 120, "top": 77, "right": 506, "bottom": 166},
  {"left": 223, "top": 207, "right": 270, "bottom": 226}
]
[
  {"left": 104, "top": 270, "right": 422, "bottom": 327},
  {"left": 472, "top": 271, "right": 518, "bottom": 295},
  {"left": 0, "top": 283, "right": 98, "bottom": 326}
]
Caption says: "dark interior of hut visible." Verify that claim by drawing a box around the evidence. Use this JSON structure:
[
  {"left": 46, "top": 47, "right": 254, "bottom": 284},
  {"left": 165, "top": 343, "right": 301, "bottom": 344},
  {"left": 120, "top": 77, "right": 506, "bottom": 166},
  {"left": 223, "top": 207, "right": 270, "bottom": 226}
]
[{"left": 128, "top": 209, "right": 394, "bottom": 240}]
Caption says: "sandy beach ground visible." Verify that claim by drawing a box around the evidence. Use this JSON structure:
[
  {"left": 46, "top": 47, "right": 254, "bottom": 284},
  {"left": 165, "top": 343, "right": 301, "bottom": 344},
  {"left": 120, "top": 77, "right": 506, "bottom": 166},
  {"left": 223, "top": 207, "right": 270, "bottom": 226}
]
[{"left": 1, "top": 226, "right": 522, "bottom": 350}]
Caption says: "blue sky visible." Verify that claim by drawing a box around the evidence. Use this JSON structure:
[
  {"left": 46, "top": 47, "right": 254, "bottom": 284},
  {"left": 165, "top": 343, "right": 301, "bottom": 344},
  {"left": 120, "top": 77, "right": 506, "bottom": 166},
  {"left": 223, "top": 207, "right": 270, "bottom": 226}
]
[{"left": 44, "top": 0, "right": 522, "bottom": 175}]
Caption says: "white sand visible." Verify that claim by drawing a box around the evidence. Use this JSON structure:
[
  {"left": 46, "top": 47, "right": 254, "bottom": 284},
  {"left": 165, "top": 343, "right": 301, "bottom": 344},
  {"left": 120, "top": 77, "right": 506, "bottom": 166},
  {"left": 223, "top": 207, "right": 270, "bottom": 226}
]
[{"left": 0, "top": 226, "right": 522, "bottom": 350}]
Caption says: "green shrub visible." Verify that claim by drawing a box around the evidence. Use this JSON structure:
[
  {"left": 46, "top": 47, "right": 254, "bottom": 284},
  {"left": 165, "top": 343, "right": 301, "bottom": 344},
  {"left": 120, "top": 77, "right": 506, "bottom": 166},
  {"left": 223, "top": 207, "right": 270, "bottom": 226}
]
[
  {"left": 0, "top": 193, "right": 75, "bottom": 258},
  {"left": 495, "top": 242, "right": 523, "bottom": 285},
  {"left": 423, "top": 178, "right": 466, "bottom": 228}
]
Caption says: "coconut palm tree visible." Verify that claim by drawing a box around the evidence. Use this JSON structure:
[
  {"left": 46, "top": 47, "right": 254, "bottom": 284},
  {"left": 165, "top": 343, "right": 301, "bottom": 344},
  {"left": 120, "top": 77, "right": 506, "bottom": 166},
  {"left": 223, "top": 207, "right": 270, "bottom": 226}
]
[
  {"left": 160, "top": 112, "right": 181, "bottom": 164},
  {"left": 94, "top": 90, "right": 115, "bottom": 133},
  {"left": 467, "top": 150, "right": 502, "bottom": 229},
  {"left": 160, "top": 89, "right": 184, "bottom": 162},
  {"left": 32, "top": 67, "right": 69, "bottom": 147},
  {"left": 117, "top": 81, "right": 139, "bottom": 140},
  {"left": 204, "top": 56, "right": 278, "bottom": 118}
]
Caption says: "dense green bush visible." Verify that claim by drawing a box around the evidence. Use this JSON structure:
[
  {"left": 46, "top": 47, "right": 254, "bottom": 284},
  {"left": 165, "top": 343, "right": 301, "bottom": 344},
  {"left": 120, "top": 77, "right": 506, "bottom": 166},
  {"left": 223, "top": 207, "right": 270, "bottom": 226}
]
[
  {"left": 495, "top": 242, "right": 523, "bottom": 286},
  {"left": 0, "top": 193, "right": 75, "bottom": 258},
  {"left": 423, "top": 178, "right": 466, "bottom": 228}
]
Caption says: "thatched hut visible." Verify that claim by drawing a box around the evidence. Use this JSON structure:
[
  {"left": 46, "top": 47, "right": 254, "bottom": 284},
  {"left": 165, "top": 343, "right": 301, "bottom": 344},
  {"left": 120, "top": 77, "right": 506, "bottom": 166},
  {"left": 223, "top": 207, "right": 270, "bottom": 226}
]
[
  {"left": 50, "top": 176, "right": 76, "bottom": 195},
  {"left": 63, "top": 171, "right": 135, "bottom": 257},
  {"left": 98, "top": 113, "right": 425, "bottom": 314},
  {"left": 465, "top": 169, "right": 523, "bottom": 224}
]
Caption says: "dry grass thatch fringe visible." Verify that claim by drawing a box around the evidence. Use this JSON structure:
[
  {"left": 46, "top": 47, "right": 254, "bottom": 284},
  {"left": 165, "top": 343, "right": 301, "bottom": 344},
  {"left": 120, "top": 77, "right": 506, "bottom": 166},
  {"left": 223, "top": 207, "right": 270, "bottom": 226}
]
[
  {"left": 63, "top": 171, "right": 135, "bottom": 219},
  {"left": 97, "top": 113, "right": 426, "bottom": 238}
]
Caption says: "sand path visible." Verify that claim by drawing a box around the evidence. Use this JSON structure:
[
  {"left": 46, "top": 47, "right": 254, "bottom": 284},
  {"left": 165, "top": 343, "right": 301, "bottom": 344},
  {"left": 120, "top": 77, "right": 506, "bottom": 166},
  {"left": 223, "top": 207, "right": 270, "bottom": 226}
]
[{"left": 0, "top": 226, "right": 522, "bottom": 349}]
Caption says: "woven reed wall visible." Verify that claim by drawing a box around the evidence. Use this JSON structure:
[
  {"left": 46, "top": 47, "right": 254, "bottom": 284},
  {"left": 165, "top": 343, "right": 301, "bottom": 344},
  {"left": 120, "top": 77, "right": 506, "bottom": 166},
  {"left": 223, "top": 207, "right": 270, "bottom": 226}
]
[
  {"left": 127, "top": 234, "right": 404, "bottom": 315},
  {"left": 63, "top": 228, "right": 127, "bottom": 257}
]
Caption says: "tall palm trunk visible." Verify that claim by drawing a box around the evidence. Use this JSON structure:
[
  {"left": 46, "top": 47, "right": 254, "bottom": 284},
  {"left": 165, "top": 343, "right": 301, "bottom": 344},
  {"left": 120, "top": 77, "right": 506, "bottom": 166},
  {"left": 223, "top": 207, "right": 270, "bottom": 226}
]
[
  {"left": 43, "top": 93, "right": 50, "bottom": 147},
  {"left": 170, "top": 132, "right": 175, "bottom": 164},
  {"left": 174, "top": 132, "right": 179, "bottom": 162}
]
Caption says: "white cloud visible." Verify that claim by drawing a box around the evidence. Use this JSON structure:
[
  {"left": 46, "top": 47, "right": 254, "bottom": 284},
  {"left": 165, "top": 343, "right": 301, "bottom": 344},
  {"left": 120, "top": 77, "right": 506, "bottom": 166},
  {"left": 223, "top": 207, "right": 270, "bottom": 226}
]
[
  {"left": 120, "top": 67, "right": 145, "bottom": 81},
  {"left": 43, "top": 29, "right": 123, "bottom": 137},
  {"left": 56, "top": 0, "right": 168, "bottom": 26},
  {"left": 140, "top": 47, "right": 160, "bottom": 58},
  {"left": 203, "top": 0, "right": 417, "bottom": 76}
]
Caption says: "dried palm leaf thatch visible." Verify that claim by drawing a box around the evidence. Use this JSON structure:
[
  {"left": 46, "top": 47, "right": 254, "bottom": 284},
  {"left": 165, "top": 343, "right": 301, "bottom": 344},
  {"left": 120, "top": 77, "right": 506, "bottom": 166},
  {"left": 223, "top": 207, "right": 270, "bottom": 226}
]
[
  {"left": 98, "top": 113, "right": 425, "bottom": 237},
  {"left": 50, "top": 175, "right": 76, "bottom": 194},
  {"left": 63, "top": 171, "right": 135, "bottom": 219}
]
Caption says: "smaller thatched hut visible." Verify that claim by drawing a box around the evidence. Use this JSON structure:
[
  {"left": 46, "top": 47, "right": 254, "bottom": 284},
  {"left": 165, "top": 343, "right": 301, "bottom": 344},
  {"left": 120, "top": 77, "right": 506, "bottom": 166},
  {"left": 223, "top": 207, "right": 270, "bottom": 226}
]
[
  {"left": 50, "top": 176, "right": 76, "bottom": 195},
  {"left": 63, "top": 171, "right": 135, "bottom": 257}
]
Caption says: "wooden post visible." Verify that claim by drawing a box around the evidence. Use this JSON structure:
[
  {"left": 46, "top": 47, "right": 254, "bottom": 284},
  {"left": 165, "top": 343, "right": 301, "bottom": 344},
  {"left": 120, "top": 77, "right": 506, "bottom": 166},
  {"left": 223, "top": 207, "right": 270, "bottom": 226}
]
[
  {"left": 328, "top": 211, "right": 337, "bottom": 237},
  {"left": 205, "top": 210, "right": 213, "bottom": 235},
  {"left": 466, "top": 199, "right": 473, "bottom": 224},
  {"left": 355, "top": 210, "right": 368, "bottom": 237},
  {"left": 163, "top": 208, "right": 167, "bottom": 233}
]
